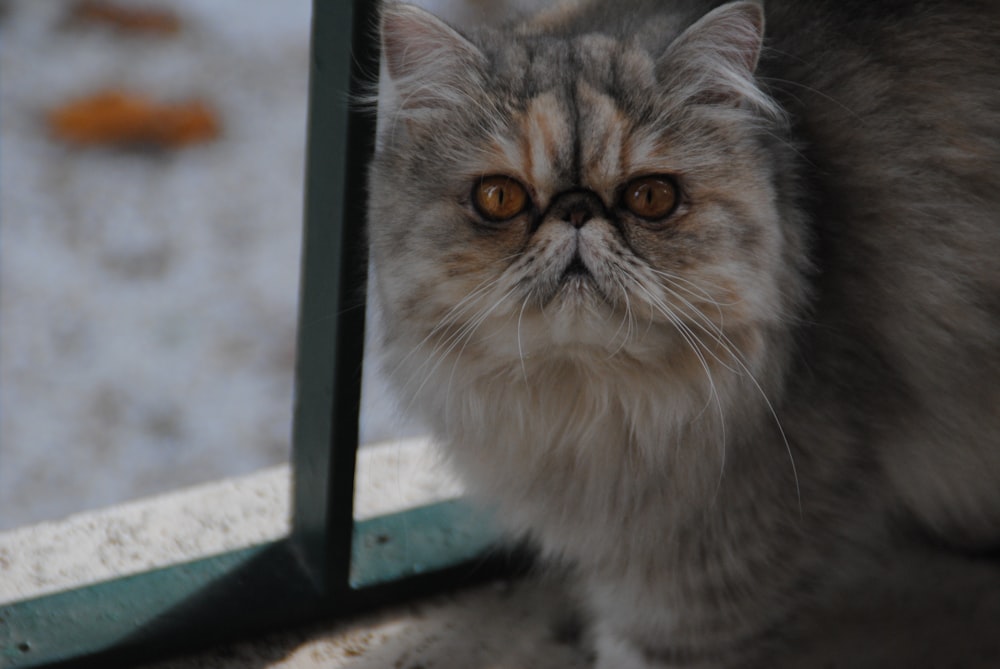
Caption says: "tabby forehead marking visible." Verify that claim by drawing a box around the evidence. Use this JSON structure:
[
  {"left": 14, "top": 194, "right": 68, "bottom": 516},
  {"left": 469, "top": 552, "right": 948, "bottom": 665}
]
[
  {"left": 517, "top": 91, "right": 574, "bottom": 198},
  {"left": 577, "top": 81, "right": 631, "bottom": 195},
  {"left": 498, "top": 83, "right": 655, "bottom": 201}
]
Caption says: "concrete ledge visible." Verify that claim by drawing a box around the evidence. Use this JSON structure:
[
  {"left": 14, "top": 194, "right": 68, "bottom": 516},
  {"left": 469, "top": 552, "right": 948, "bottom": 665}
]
[{"left": 0, "top": 437, "right": 462, "bottom": 604}]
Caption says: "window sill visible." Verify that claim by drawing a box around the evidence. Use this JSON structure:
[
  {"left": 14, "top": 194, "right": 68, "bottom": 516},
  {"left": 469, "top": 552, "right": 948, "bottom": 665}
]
[
  {"left": 0, "top": 435, "right": 586, "bottom": 669},
  {"left": 0, "top": 437, "right": 462, "bottom": 606}
]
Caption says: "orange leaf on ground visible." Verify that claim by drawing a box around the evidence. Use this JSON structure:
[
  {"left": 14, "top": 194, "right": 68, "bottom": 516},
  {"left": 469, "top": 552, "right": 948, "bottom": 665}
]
[
  {"left": 69, "top": 0, "right": 182, "bottom": 35},
  {"left": 48, "top": 90, "right": 221, "bottom": 149}
]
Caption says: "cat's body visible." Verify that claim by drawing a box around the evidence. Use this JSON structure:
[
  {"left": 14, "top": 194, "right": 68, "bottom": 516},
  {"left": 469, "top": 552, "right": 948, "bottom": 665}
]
[{"left": 367, "top": 1, "right": 1000, "bottom": 666}]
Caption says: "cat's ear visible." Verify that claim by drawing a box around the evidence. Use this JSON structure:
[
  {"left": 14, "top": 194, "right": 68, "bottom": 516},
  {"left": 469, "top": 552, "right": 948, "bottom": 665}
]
[
  {"left": 380, "top": 3, "right": 486, "bottom": 117},
  {"left": 658, "top": 1, "right": 779, "bottom": 117}
]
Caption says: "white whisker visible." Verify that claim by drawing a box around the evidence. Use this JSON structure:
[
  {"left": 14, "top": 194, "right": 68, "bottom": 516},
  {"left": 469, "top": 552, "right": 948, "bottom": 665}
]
[
  {"left": 516, "top": 292, "right": 532, "bottom": 385},
  {"left": 650, "top": 273, "right": 803, "bottom": 516}
]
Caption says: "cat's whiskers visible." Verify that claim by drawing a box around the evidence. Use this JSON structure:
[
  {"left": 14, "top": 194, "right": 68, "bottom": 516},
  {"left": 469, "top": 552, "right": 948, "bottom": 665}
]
[
  {"left": 759, "top": 75, "right": 864, "bottom": 123},
  {"left": 387, "top": 273, "right": 506, "bottom": 384},
  {"left": 390, "top": 270, "right": 524, "bottom": 425},
  {"left": 656, "top": 283, "right": 742, "bottom": 375},
  {"left": 643, "top": 268, "right": 760, "bottom": 380},
  {"left": 627, "top": 274, "right": 732, "bottom": 495},
  {"left": 441, "top": 284, "right": 522, "bottom": 403},
  {"left": 516, "top": 291, "right": 533, "bottom": 386},
  {"left": 605, "top": 272, "right": 638, "bottom": 358},
  {"left": 622, "top": 262, "right": 798, "bottom": 506},
  {"left": 388, "top": 251, "right": 524, "bottom": 386},
  {"left": 635, "top": 270, "right": 743, "bottom": 375},
  {"left": 650, "top": 276, "right": 803, "bottom": 516},
  {"left": 395, "top": 282, "right": 515, "bottom": 423},
  {"left": 760, "top": 127, "right": 815, "bottom": 168},
  {"left": 657, "top": 276, "right": 730, "bottom": 344},
  {"left": 624, "top": 273, "right": 726, "bottom": 423},
  {"left": 647, "top": 267, "right": 740, "bottom": 308}
]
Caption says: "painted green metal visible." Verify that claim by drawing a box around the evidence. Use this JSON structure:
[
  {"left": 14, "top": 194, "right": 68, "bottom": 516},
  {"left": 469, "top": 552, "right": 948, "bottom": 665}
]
[
  {"left": 0, "top": 0, "right": 513, "bottom": 666},
  {"left": 290, "top": 0, "right": 377, "bottom": 592},
  {"left": 350, "top": 500, "right": 502, "bottom": 589},
  {"left": 0, "top": 542, "right": 313, "bottom": 669},
  {"left": 0, "top": 502, "right": 505, "bottom": 669}
]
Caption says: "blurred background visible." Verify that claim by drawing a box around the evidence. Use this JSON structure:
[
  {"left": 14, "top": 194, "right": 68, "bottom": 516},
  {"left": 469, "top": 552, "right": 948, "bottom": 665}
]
[
  {"left": 0, "top": 0, "right": 546, "bottom": 533},
  {"left": 0, "top": 0, "right": 315, "bottom": 530}
]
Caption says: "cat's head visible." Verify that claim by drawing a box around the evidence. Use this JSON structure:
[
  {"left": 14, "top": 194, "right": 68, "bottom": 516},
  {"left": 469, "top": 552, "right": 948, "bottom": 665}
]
[{"left": 369, "top": 1, "right": 807, "bottom": 388}]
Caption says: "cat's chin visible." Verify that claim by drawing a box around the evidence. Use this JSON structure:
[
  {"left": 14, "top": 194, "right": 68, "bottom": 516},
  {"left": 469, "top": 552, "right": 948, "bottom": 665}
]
[
  {"left": 541, "top": 276, "right": 614, "bottom": 325},
  {"left": 552, "top": 272, "right": 605, "bottom": 304},
  {"left": 522, "top": 289, "right": 668, "bottom": 359}
]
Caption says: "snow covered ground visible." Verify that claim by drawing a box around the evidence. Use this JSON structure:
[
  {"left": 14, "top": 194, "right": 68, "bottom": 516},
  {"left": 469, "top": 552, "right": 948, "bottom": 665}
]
[{"left": 0, "top": 0, "right": 420, "bottom": 530}]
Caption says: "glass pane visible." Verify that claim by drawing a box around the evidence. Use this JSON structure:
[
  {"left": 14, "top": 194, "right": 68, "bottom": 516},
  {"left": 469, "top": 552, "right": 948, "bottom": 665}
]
[{"left": 0, "top": 1, "right": 310, "bottom": 531}]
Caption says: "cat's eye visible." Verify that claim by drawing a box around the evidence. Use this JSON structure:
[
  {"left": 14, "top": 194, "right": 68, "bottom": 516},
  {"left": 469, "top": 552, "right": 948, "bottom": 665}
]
[
  {"left": 473, "top": 175, "right": 529, "bottom": 222},
  {"left": 621, "top": 175, "right": 679, "bottom": 221}
]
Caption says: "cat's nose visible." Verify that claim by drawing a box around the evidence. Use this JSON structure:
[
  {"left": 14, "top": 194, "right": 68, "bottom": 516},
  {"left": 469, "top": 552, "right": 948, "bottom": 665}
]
[
  {"left": 547, "top": 189, "right": 606, "bottom": 229},
  {"left": 566, "top": 207, "right": 591, "bottom": 228}
]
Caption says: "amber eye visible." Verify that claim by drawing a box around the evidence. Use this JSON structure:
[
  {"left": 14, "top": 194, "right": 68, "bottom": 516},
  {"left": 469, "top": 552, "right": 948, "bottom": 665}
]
[
  {"left": 473, "top": 176, "right": 529, "bottom": 222},
  {"left": 621, "top": 175, "right": 679, "bottom": 221}
]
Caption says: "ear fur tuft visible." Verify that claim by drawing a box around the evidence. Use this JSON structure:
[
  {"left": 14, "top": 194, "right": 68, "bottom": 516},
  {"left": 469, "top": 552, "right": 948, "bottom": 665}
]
[
  {"left": 380, "top": 3, "right": 485, "bottom": 116},
  {"left": 659, "top": 2, "right": 780, "bottom": 119}
]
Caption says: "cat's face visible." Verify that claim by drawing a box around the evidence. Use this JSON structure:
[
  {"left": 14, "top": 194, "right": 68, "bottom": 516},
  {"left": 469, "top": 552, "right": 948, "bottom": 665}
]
[{"left": 370, "top": 3, "right": 800, "bottom": 377}]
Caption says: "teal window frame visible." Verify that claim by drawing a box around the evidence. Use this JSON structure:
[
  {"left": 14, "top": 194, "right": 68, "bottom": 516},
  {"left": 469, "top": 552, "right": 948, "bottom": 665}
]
[{"left": 0, "top": 2, "right": 512, "bottom": 667}]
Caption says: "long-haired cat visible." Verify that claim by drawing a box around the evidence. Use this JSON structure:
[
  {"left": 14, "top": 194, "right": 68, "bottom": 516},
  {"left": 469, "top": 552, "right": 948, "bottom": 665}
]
[{"left": 366, "top": 1, "right": 1000, "bottom": 666}]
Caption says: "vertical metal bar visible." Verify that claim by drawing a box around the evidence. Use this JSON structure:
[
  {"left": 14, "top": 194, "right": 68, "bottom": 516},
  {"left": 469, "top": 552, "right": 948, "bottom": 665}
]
[{"left": 291, "top": 0, "right": 378, "bottom": 594}]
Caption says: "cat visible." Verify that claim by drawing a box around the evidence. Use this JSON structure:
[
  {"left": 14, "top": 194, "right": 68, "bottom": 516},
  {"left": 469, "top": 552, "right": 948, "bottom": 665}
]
[{"left": 366, "top": 1, "right": 1000, "bottom": 666}]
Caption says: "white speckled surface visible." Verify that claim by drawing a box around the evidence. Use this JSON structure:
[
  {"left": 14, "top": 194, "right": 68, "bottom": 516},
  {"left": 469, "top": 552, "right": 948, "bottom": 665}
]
[
  {"left": 0, "top": 436, "right": 461, "bottom": 605},
  {"left": 0, "top": 464, "right": 289, "bottom": 605}
]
